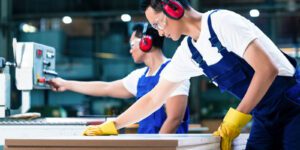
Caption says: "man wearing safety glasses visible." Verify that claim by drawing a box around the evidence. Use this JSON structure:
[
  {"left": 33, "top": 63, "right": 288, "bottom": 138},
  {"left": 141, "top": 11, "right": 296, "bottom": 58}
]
[
  {"left": 81, "top": 0, "right": 300, "bottom": 150},
  {"left": 50, "top": 23, "right": 190, "bottom": 134}
]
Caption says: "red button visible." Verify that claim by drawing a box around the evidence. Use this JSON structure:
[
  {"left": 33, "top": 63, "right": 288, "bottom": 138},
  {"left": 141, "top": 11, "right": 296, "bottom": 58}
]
[
  {"left": 38, "top": 77, "right": 46, "bottom": 83},
  {"left": 36, "top": 49, "right": 43, "bottom": 57}
]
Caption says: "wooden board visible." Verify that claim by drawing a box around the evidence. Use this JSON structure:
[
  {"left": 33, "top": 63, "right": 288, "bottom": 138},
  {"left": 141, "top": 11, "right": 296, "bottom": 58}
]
[{"left": 5, "top": 134, "right": 220, "bottom": 150}]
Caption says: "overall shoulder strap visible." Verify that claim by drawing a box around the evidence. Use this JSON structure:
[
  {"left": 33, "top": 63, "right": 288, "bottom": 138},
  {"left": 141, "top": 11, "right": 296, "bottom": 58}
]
[
  {"left": 208, "top": 9, "right": 228, "bottom": 56},
  {"left": 187, "top": 37, "right": 208, "bottom": 68},
  {"left": 157, "top": 60, "right": 171, "bottom": 75},
  {"left": 143, "top": 67, "right": 149, "bottom": 76}
]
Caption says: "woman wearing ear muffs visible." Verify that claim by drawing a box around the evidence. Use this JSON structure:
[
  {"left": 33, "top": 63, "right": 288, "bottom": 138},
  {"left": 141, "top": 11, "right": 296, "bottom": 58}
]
[
  {"left": 82, "top": 0, "right": 300, "bottom": 150},
  {"left": 50, "top": 23, "right": 190, "bottom": 134}
]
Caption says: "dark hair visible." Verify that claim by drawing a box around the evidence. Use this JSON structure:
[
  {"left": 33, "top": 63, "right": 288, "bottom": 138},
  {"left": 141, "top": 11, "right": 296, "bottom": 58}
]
[
  {"left": 132, "top": 23, "right": 164, "bottom": 49},
  {"left": 140, "top": 0, "right": 190, "bottom": 12}
]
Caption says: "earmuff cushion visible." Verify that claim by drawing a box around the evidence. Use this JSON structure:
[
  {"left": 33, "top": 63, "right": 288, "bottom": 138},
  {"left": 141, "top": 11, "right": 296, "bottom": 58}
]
[
  {"left": 163, "top": 0, "right": 184, "bottom": 20},
  {"left": 140, "top": 35, "right": 153, "bottom": 52}
]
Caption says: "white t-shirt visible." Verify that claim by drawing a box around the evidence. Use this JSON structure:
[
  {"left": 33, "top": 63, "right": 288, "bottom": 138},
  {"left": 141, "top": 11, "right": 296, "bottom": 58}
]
[
  {"left": 162, "top": 10, "right": 295, "bottom": 83},
  {"left": 122, "top": 59, "right": 190, "bottom": 97}
]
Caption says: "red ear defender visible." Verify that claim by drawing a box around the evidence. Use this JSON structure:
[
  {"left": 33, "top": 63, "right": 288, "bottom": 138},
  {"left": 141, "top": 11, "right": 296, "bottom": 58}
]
[
  {"left": 139, "top": 35, "right": 153, "bottom": 52},
  {"left": 139, "top": 23, "right": 153, "bottom": 52},
  {"left": 162, "top": 0, "right": 184, "bottom": 20}
]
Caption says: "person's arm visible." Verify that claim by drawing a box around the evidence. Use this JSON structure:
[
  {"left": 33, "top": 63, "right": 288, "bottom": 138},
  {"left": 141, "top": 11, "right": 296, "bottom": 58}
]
[
  {"left": 49, "top": 78, "right": 134, "bottom": 99},
  {"left": 114, "top": 78, "right": 182, "bottom": 129},
  {"left": 213, "top": 39, "right": 278, "bottom": 149},
  {"left": 159, "top": 95, "right": 188, "bottom": 133},
  {"left": 217, "top": 11, "right": 278, "bottom": 113},
  {"left": 236, "top": 39, "right": 278, "bottom": 114}
]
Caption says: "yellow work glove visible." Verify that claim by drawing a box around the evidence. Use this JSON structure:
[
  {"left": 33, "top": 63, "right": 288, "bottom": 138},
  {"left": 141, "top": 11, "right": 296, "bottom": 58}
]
[
  {"left": 82, "top": 121, "right": 118, "bottom": 136},
  {"left": 213, "top": 108, "right": 252, "bottom": 150}
]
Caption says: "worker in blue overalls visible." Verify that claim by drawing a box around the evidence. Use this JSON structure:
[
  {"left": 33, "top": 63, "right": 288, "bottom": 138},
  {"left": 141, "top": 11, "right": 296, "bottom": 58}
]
[
  {"left": 82, "top": 0, "right": 300, "bottom": 150},
  {"left": 50, "top": 23, "right": 190, "bottom": 134}
]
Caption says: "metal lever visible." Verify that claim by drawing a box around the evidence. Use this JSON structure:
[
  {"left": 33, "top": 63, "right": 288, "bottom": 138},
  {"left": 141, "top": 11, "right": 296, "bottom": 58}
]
[
  {"left": 0, "top": 57, "right": 6, "bottom": 69},
  {"left": 12, "top": 38, "right": 25, "bottom": 68},
  {"left": 0, "top": 57, "right": 16, "bottom": 70},
  {"left": 43, "top": 69, "right": 58, "bottom": 77}
]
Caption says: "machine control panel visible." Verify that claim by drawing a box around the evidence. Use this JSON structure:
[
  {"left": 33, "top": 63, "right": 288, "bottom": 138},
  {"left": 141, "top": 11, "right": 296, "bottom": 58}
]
[
  {"left": 33, "top": 44, "right": 57, "bottom": 89},
  {"left": 15, "top": 42, "right": 57, "bottom": 90}
]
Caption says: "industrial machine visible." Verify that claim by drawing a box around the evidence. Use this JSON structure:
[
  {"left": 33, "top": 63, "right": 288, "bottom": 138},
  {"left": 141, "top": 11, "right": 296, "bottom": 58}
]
[
  {"left": 0, "top": 58, "right": 13, "bottom": 118},
  {"left": 0, "top": 39, "right": 111, "bottom": 150},
  {"left": 0, "top": 39, "right": 57, "bottom": 117}
]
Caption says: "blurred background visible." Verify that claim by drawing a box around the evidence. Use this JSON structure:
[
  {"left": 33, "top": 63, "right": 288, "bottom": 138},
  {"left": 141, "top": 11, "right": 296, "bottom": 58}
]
[{"left": 0, "top": 0, "right": 300, "bottom": 132}]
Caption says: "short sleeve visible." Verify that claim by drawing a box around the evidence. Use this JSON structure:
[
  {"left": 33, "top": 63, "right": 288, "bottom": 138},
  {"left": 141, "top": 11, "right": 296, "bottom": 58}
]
[
  {"left": 122, "top": 68, "right": 146, "bottom": 96},
  {"left": 161, "top": 38, "right": 203, "bottom": 83},
  {"left": 215, "top": 10, "right": 258, "bottom": 57},
  {"left": 169, "top": 79, "right": 190, "bottom": 97}
]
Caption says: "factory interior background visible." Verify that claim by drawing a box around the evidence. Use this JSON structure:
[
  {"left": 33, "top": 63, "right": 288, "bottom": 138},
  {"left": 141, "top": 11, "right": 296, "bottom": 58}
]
[{"left": 0, "top": 0, "right": 300, "bottom": 133}]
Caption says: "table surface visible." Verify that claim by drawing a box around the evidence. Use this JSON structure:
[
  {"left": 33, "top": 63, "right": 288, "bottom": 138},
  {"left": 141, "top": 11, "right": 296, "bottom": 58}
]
[
  {"left": 5, "top": 134, "right": 250, "bottom": 150},
  {"left": 5, "top": 134, "right": 219, "bottom": 147}
]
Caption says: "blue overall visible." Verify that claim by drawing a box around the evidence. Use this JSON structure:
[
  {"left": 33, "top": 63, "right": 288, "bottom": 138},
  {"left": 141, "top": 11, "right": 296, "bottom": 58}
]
[
  {"left": 136, "top": 60, "right": 189, "bottom": 134},
  {"left": 188, "top": 10, "right": 300, "bottom": 150}
]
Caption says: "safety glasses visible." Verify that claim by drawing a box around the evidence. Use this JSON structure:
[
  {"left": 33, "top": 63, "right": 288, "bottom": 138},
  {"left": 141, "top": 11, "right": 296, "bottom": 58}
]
[
  {"left": 151, "top": 13, "right": 167, "bottom": 30},
  {"left": 130, "top": 39, "right": 141, "bottom": 49}
]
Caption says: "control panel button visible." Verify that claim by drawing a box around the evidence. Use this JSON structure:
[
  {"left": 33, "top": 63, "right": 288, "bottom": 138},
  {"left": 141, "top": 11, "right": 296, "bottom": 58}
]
[
  {"left": 36, "top": 49, "right": 43, "bottom": 57},
  {"left": 43, "top": 61, "right": 51, "bottom": 67},
  {"left": 46, "top": 52, "right": 54, "bottom": 58},
  {"left": 37, "top": 77, "right": 46, "bottom": 83}
]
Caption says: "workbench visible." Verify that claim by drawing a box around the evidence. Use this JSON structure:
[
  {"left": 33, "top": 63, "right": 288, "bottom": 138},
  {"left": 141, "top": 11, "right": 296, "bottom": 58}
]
[
  {"left": 0, "top": 117, "right": 107, "bottom": 150},
  {"left": 5, "top": 134, "right": 250, "bottom": 150}
]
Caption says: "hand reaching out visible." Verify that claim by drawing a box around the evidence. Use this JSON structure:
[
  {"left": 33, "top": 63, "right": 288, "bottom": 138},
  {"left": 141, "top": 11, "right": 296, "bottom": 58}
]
[{"left": 48, "top": 77, "right": 68, "bottom": 92}]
